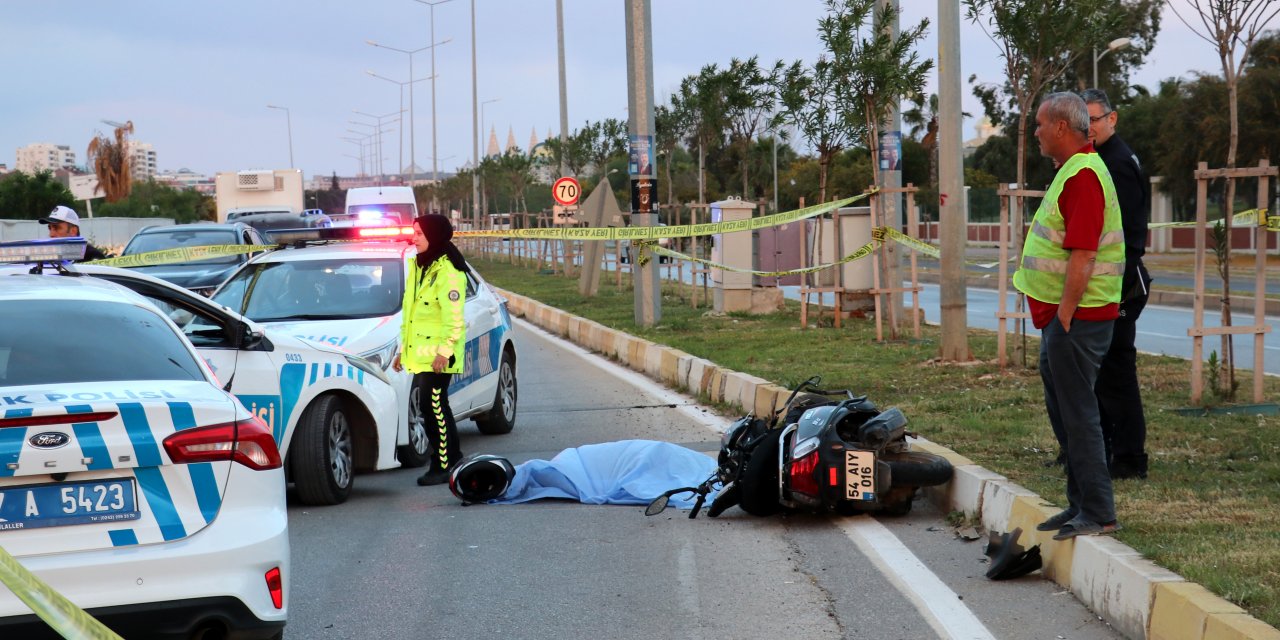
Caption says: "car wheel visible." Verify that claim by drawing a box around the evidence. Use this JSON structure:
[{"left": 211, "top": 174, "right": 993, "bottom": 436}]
[
  {"left": 397, "top": 378, "right": 431, "bottom": 468},
  {"left": 883, "top": 451, "right": 953, "bottom": 488},
  {"left": 290, "top": 394, "right": 354, "bottom": 505},
  {"left": 474, "top": 349, "right": 517, "bottom": 435}
]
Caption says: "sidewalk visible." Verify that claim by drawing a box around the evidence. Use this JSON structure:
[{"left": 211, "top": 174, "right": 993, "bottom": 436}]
[{"left": 497, "top": 288, "right": 1280, "bottom": 640}]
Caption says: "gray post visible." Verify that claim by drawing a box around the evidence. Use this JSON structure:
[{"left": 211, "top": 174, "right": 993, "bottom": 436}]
[
  {"left": 625, "top": 0, "right": 660, "bottom": 326},
  {"left": 878, "top": 0, "right": 905, "bottom": 334},
  {"left": 471, "top": 0, "right": 480, "bottom": 226},
  {"left": 557, "top": 0, "right": 570, "bottom": 177},
  {"left": 938, "top": 0, "right": 970, "bottom": 360}
]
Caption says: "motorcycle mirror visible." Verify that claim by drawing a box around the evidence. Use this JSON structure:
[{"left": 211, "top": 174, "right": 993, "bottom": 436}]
[{"left": 645, "top": 495, "right": 671, "bottom": 516}]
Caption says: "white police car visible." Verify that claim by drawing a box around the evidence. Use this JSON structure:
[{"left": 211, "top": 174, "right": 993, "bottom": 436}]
[
  {"left": 0, "top": 243, "right": 288, "bottom": 639},
  {"left": 0, "top": 240, "right": 403, "bottom": 508},
  {"left": 209, "top": 226, "right": 519, "bottom": 458}
]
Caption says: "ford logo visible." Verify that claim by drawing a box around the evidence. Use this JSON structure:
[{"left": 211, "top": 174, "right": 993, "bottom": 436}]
[{"left": 29, "top": 432, "right": 70, "bottom": 449}]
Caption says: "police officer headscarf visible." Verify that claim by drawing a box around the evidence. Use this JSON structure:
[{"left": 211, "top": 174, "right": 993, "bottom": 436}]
[{"left": 414, "top": 214, "right": 471, "bottom": 275}]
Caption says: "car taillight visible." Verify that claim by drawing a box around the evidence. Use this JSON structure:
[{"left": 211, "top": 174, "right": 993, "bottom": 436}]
[
  {"left": 163, "top": 417, "right": 283, "bottom": 470},
  {"left": 789, "top": 449, "right": 822, "bottom": 497},
  {"left": 265, "top": 567, "right": 284, "bottom": 609}
]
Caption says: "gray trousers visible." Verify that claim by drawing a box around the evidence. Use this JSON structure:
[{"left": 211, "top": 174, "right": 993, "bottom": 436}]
[{"left": 1039, "top": 316, "right": 1116, "bottom": 525}]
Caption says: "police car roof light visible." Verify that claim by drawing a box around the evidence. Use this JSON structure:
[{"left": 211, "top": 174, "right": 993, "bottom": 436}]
[
  {"left": 0, "top": 237, "right": 88, "bottom": 264},
  {"left": 265, "top": 226, "right": 411, "bottom": 246}
]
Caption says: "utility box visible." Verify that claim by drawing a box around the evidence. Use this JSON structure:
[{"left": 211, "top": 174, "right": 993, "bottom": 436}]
[
  {"left": 214, "top": 169, "right": 304, "bottom": 222},
  {"left": 812, "top": 206, "right": 874, "bottom": 313},
  {"left": 711, "top": 198, "right": 783, "bottom": 314}
]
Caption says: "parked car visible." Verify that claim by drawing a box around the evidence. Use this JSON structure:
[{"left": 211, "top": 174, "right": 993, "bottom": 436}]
[
  {"left": 210, "top": 227, "right": 519, "bottom": 461},
  {"left": 1, "top": 239, "right": 404, "bottom": 507},
  {"left": 226, "top": 207, "right": 331, "bottom": 233},
  {"left": 0, "top": 243, "right": 289, "bottom": 639},
  {"left": 119, "top": 222, "right": 270, "bottom": 295}
]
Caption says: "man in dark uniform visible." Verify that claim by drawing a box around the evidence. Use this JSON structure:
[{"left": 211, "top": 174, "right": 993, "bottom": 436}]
[
  {"left": 1081, "top": 89, "right": 1152, "bottom": 480},
  {"left": 40, "top": 205, "right": 108, "bottom": 262}
]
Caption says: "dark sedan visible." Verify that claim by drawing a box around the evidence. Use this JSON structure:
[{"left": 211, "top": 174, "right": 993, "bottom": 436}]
[{"left": 120, "top": 222, "right": 270, "bottom": 295}]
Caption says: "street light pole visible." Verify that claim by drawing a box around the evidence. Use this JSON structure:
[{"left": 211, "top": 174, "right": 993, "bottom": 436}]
[
  {"left": 625, "top": 0, "right": 660, "bottom": 327},
  {"left": 414, "top": 0, "right": 456, "bottom": 213},
  {"left": 1092, "top": 37, "right": 1132, "bottom": 87},
  {"left": 367, "top": 70, "right": 436, "bottom": 178},
  {"left": 266, "top": 104, "right": 294, "bottom": 169},
  {"left": 367, "top": 38, "right": 452, "bottom": 191},
  {"left": 556, "top": 0, "right": 569, "bottom": 177},
  {"left": 471, "top": 0, "right": 480, "bottom": 226}
]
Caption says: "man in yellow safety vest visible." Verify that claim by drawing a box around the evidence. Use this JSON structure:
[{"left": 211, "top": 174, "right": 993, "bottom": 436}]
[{"left": 1014, "top": 92, "right": 1125, "bottom": 541}]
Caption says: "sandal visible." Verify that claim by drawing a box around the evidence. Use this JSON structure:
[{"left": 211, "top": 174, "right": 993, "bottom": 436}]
[{"left": 1053, "top": 520, "right": 1121, "bottom": 541}]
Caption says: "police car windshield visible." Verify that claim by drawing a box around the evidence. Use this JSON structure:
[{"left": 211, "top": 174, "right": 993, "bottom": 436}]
[
  {"left": 213, "top": 258, "right": 404, "bottom": 322},
  {"left": 0, "top": 300, "right": 205, "bottom": 386},
  {"left": 123, "top": 229, "right": 241, "bottom": 265}
]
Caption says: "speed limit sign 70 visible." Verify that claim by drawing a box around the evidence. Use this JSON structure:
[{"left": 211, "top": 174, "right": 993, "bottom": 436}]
[{"left": 553, "top": 177, "right": 581, "bottom": 206}]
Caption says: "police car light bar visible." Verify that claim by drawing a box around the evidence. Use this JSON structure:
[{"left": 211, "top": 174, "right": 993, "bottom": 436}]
[
  {"left": 0, "top": 238, "right": 87, "bottom": 264},
  {"left": 265, "top": 226, "right": 413, "bottom": 245}
]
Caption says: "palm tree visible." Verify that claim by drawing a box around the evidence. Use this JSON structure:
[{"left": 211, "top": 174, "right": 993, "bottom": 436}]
[{"left": 86, "top": 121, "right": 134, "bottom": 203}]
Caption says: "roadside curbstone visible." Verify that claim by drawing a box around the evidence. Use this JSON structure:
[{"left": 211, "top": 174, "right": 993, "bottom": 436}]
[
  {"left": 1070, "top": 536, "right": 1174, "bottom": 640},
  {"left": 1151, "top": 582, "right": 1248, "bottom": 640}
]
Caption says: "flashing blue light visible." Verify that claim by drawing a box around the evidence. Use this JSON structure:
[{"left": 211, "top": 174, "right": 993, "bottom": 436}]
[{"left": 0, "top": 238, "right": 88, "bottom": 264}]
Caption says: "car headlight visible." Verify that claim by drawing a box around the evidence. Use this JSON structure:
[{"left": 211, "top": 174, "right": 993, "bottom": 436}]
[
  {"left": 358, "top": 339, "right": 400, "bottom": 372},
  {"left": 346, "top": 354, "right": 392, "bottom": 386}
]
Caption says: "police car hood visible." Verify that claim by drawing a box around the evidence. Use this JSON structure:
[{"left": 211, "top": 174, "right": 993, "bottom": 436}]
[{"left": 262, "top": 316, "right": 398, "bottom": 353}]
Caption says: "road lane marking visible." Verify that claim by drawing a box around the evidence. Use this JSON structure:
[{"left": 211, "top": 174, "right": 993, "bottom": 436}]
[{"left": 838, "top": 517, "right": 996, "bottom": 640}]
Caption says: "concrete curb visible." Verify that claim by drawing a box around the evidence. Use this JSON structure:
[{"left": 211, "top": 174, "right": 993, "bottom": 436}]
[{"left": 496, "top": 288, "right": 1280, "bottom": 640}]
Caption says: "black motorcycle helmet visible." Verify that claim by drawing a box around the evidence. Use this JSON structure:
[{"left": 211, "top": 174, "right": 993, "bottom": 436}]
[{"left": 449, "top": 454, "right": 516, "bottom": 503}]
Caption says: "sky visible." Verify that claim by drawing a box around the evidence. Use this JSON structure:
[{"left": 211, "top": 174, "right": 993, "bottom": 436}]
[{"left": 1, "top": 1, "right": 1269, "bottom": 185}]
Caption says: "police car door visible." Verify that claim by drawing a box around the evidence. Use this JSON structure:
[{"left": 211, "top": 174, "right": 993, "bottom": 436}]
[
  {"left": 95, "top": 275, "right": 291, "bottom": 444},
  {"left": 450, "top": 269, "right": 500, "bottom": 413}
]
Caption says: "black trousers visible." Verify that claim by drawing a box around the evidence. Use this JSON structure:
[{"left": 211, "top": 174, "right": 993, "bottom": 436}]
[
  {"left": 415, "top": 371, "right": 462, "bottom": 472},
  {"left": 1094, "top": 262, "right": 1150, "bottom": 465}
]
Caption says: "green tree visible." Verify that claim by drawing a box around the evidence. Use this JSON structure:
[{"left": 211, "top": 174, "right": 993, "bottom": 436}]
[
  {"left": 0, "top": 171, "right": 77, "bottom": 220},
  {"left": 773, "top": 6, "right": 863, "bottom": 205},
  {"left": 964, "top": 0, "right": 1108, "bottom": 189},
  {"left": 1057, "top": 0, "right": 1163, "bottom": 94},
  {"left": 95, "top": 180, "right": 210, "bottom": 223}
]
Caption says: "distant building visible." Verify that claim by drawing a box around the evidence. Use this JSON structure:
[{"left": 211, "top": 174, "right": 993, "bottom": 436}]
[
  {"left": 964, "top": 117, "right": 1003, "bottom": 158},
  {"left": 127, "top": 141, "right": 157, "bottom": 181},
  {"left": 155, "top": 168, "right": 214, "bottom": 194},
  {"left": 485, "top": 126, "right": 500, "bottom": 159},
  {"left": 16, "top": 143, "right": 77, "bottom": 174}
]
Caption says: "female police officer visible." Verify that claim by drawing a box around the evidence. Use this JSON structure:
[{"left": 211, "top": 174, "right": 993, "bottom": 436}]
[{"left": 393, "top": 214, "right": 470, "bottom": 486}]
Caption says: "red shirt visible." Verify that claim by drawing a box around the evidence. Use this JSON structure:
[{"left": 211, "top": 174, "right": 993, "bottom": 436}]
[{"left": 1027, "top": 144, "right": 1120, "bottom": 328}]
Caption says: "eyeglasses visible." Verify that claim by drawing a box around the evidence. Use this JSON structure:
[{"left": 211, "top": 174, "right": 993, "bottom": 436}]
[{"left": 1089, "top": 111, "right": 1113, "bottom": 123}]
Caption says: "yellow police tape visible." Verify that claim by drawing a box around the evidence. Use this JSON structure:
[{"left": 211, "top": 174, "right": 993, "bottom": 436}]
[
  {"left": 0, "top": 545, "right": 124, "bottom": 639},
  {"left": 453, "top": 193, "right": 871, "bottom": 240},
  {"left": 86, "top": 244, "right": 276, "bottom": 269},
  {"left": 1148, "top": 208, "right": 1276, "bottom": 230}
]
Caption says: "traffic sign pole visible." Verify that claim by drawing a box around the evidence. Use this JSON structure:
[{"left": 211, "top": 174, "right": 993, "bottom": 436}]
[{"left": 625, "top": 0, "right": 660, "bottom": 327}]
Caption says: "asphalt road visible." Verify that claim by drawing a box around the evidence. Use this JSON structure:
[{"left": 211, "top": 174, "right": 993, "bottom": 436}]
[{"left": 283, "top": 321, "right": 1124, "bottom": 640}]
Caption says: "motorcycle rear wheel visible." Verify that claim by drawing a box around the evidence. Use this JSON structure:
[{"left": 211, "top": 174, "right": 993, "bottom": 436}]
[{"left": 883, "top": 451, "right": 953, "bottom": 487}]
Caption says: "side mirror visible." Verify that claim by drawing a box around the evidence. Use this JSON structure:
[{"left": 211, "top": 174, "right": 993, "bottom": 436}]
[{"left": 644, "top": 495, "right": 670, "bottom": 517}]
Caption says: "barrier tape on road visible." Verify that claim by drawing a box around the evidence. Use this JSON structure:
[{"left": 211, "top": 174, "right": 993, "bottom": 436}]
[
  {"left": 0, "top": 545, "right": 124, "bottom": 639},
  {"left": 86, "top": 244, "right": 276, "bottom": 268},
  {"left": 455, "top": 192, "right": 872, "bottom": 241}
]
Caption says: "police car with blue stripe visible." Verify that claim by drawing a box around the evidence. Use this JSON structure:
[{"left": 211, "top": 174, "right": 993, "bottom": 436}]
[
  {"left": 0, "top": 240, "right": 404, "bottom": 509},
  {"left": 209, "top": 225, "right": 519, "bottom": 458},
  {"left": 0, "top": 239, "right": 289, "bottom": 638}
]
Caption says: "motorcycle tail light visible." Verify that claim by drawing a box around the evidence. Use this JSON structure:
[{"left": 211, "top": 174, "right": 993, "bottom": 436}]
[{"left": 789, "top": 449, "right": 821, "bottom": 497}]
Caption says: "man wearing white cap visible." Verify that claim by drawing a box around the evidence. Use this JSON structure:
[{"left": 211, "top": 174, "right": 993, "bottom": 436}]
[{"left": 40, "top": 205, "right": 107, "bottom": 261}]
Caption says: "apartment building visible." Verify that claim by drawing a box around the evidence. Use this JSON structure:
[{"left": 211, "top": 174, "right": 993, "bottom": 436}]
[
  {"left": 128, "top": 141, "right": 157, "bottom": 181},
  {"left": 15, "top": 143, "right": 77, "bottom": 174}
]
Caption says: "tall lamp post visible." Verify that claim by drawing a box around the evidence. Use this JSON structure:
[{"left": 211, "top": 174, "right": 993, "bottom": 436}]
[
  {"left": 340, "top": 136, "right": 367, "bottom": 177},
  {"left": 1092, "top": 37, "right": 1132, "bottom": 87},
  {"left": 266, "top": 104, "right": 294, "bottom": 168},
  {"left": 413, "top": 0, "right": 456, "bottom": 213},
  {"left": 367, "top": 37, "right": 453, "bottom": 190},
  {"left": 366, "top": 70, "right": 436, "bottom": 177},
  {"left": 480, "top": 97, "right": 501, "bottom": 158}
]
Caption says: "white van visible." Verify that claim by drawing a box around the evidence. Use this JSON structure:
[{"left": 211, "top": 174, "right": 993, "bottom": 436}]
[{"left": 343, "top": 186, "right": 419, "bottom": 226}]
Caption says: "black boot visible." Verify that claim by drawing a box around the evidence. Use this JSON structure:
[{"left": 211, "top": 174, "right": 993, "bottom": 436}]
[
  {"left": 417, "top": 468, "right": 451, "bottom": 486},
  {"left": 1109, "top": 454, "right": 1148, "bottom": 480}
]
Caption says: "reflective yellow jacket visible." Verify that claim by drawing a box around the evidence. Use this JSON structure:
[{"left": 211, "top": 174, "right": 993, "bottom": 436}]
[{"left": 400, "top": 255, "right": 467, "bottom": 374}]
